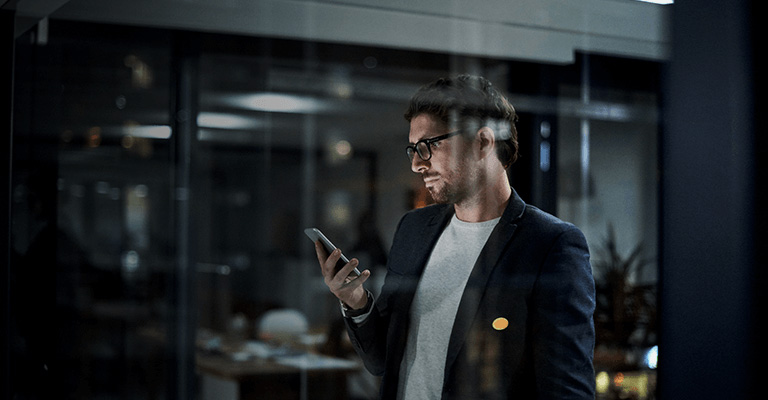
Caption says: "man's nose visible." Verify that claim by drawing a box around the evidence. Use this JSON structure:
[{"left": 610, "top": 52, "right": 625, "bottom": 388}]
[{"left": 411, "top": 155, "right": 428, "bottom": 174}]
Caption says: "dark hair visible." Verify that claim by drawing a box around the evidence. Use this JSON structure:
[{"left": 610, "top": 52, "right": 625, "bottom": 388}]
[{"left": 404, "top": 74, "right": 519, "bottom": 168}]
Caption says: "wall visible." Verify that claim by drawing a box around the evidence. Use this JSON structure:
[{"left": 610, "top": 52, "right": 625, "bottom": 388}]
[{"left": 44, "top": 0, "right": 669, "bottom": 64}]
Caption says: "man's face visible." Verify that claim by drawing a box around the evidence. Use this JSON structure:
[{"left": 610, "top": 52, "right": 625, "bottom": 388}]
[{"left": 408, "top": 113, "right": 476, "bottom": 204}]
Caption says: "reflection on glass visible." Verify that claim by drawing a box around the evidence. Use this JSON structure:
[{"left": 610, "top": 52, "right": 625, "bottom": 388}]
[
  {"left": 11, "top": 22, "right": 172, "bottom": 399},
  {"left": 9, "top": 19, "right": 661, "bottom": 400},
  {"left": 558, "top": 56, "right": 660, "bottom": 400}
]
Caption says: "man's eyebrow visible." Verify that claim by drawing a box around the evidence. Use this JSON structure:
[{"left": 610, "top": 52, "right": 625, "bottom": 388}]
[
  {"left": 408, "top": 134, "right": 436, "bottom": 145},
  {"left": 407, "top": 136, "right": 422, "bottom": 146}
]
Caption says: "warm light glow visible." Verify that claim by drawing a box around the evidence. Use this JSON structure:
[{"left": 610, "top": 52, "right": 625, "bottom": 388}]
[
  {"left": 329, "top": 204, "right": 351, "bottom": 226},
  {"left": 596, "top": 371, "right": 610, "bottom": 394},
  {"left": 331, "top": 82, "right": 354, "bottom": 99},
  {"left": 124, "top": 54, "right": 153, "bottom": 89},
  {"left": 328, "top": 139, "right": 353, "bottom": 163},
  {"left": 614, "top": 372, "right": 625, "bottom": 386},
  {"left": 491, "top": 317, "right": 509, "bottom": 331},
  {"left": 334, "top": 140, "right": 352, "bottom": 157},
  {"left": 613, "top": 372, "right": 650, "bottom": 397},
  {"left": 87, "top": 126, "right": 102, "bottom": 148},
  {"left": 121, "top": 135, "right": 135, "bottom": 149}
]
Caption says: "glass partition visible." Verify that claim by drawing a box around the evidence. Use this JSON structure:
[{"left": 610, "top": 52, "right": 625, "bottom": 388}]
[
  {"left": 191, "top": 38, "right": 488, "bottom": 399},
  {"left": 11, "top": 22, "right": 174, "bottom": 398},
  {"left": 9, "top": 21, "right": 661, "bottom": 400},
  {"left": 557, "top": 55, "right": 660, "bottom": 399}
]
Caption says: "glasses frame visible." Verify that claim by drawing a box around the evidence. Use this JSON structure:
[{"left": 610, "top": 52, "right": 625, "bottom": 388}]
[{"left": 406, "top": 131, "right": 461, "bottom": 162}]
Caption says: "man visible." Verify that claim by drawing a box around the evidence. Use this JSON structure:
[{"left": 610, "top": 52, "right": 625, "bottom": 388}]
[{"left": 315, "top": 75, "right": 595, "bottom": 399}]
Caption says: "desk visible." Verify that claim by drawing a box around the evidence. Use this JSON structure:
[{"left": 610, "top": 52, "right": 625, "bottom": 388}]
[{"left": 197, "top": 351, "right": 362, "bottom": 400}]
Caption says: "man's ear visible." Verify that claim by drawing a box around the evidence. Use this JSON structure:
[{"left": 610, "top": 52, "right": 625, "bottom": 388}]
[{"left": 476, "top": 127, "right": 496, "bottom": 159}]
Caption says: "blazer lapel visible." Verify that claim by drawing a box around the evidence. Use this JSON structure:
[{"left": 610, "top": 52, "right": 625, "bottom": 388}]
[
  {"left": 381, "top": 204, "right": 454, "bottom": 399},
  {"left": 399, "top": 205, "right": 455, "bottom": 297},
  {"left": 443, "top": 190, "right": 526, "bottom": 376}
]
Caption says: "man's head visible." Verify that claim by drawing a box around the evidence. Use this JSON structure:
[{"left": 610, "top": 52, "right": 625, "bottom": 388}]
[{"left": 404, "top": 75, "right": 519, "bottom": 169}]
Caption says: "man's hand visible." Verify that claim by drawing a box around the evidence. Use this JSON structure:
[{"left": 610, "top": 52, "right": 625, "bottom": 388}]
[{"left": 314, "top": 241, "right": 371, "bottom": 310}]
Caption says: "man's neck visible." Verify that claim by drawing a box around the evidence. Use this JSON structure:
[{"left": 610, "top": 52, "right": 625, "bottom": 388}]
[{"left": 453, "top": 178, "right": 512, "bottom": 223}]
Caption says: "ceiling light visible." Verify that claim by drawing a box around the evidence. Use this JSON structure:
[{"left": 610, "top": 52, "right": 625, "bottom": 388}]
[
  {"left": 633, "top": 0, "right": 673, "bottom": 5},
  {"left": 123, "top": 125, "right": 172, "bottom": 139},
  {"left": 226, "top": 93, "right": 327, "bottom": 114},
  {"left": 197, "top": 112, "right": 263, "bottom": 130}
]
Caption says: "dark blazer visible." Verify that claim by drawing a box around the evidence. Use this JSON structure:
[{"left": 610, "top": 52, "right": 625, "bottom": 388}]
[{"left": 345, "top": 190, "right": 596, "bottom": 399}]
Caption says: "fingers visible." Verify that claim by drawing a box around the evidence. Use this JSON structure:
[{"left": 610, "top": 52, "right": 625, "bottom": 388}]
[
  {"left": 319, "top": 247, "right": 342, "bottom": 279},
  {"left": 327, "top": 253, "right": 360, "bottom": 284},
  {"left": 332, "top": 270, "right": 371, "bottom": 306},
  {"left": 315, "top": 241, "right": 342, "bottom": 279},
  {"left": 327, "top": 256, "right": 369, "bottom": 293},
  {"left": 314, "top": 240, "right": 329, "bottom": 263},
  {"left": 316, "top": 244, "right": 358, "bottom": 281},
  {"left": 338, "top": 257, "right": 360, "bottom": 279},
  {"left": 346, "top": 269, "right": 371, "bottom": 287},
  {"left": 313, "top": 241, "right": 371, "bottom": 305}
]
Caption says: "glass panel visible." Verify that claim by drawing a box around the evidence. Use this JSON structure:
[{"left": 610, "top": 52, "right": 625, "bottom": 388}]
[
  {"left": 557, "top": 56, "right": 660, "bottom": 399},
  {"left": 9, "top": 22, "right": 661, "bottom": 400},
  {"left": 11, "top": 22, "right": 173, "bottom": 399},
  {"left": 192, "top": 41, "right": 463, "bottom": 399}
]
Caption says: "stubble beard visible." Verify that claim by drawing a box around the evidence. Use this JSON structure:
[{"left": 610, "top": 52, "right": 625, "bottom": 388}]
[
  {"left": 427, "top": 182, "right": 456, "bottom": 204},
  {"left": 425, "top": 160, "right": 477, "bottom": 205}
]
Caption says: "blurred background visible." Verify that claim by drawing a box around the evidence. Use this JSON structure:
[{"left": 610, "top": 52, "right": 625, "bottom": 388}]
[{"left": 1, "top": 0, "right": 763, "bottom": 399}]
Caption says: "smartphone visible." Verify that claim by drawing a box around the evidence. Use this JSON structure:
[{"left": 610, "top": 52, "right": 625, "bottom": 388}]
[{"left": 304, "top": 228, "right": 362, "bottom": 277}]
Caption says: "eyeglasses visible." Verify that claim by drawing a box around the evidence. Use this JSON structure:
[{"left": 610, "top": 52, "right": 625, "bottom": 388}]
[{"left": 406, "top": 132, "right": 460, "bottom": 162}]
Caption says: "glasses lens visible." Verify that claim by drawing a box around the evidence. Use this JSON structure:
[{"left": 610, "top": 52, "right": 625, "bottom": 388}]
[
  {"left": 416, "top": 141, "right": 431, "bottom": 161},
  {"left": 406, "top": 146, "right": 415, "bottom": 160}
]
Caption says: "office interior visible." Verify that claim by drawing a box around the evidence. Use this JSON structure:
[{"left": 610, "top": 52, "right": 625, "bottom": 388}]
[{"left": 1, "top": 1, "right": 764, "bottom": 399}]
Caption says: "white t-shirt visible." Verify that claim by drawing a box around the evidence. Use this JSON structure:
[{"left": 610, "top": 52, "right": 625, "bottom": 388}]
[{"left": 397, "top": 214, "right": 500, "bottom": 400}]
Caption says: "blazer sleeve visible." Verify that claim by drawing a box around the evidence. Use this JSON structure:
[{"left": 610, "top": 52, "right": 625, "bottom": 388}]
[
  {"left": 343, "top": 212, "right": 411, "bottom": 376},
  {"left": 344, "top": 301, "right": 389, "bottom": 376},
  {"left": 531, "top": 225, "right": 596, "bottom": 399}
]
